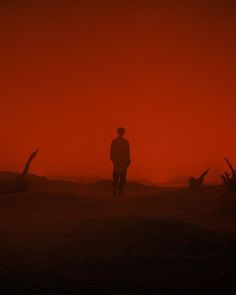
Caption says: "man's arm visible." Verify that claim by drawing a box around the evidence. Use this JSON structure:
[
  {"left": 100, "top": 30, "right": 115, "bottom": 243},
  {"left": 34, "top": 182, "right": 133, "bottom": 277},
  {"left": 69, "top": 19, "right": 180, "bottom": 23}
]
[
  {"left": 110, "top": 141, "right": 114, "bottom": 162},
  {"left": 126, "top": 141, "right": 131, "bottom": 166}
]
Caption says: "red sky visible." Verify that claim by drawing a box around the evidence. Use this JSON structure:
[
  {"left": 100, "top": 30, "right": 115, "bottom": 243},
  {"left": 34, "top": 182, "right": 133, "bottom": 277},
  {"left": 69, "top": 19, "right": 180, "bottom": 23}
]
[{"left": 0, "top": 0, "right": 236, "bottom": 184}]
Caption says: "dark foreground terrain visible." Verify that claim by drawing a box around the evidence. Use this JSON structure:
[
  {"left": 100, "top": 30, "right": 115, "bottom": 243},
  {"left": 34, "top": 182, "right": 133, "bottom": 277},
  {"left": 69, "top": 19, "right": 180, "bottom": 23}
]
[{"left": 0, "top": 174, "right": 236, "bottom": 294}]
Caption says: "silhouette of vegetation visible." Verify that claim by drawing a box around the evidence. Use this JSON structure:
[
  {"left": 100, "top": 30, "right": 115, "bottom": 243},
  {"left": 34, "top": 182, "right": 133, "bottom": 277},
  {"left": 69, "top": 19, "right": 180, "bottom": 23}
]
[
  {"left": 221, "top": 157, "right": 236, "bottom": 190},
  {"left": 1, "top": 149, "right": 38, "bottom": 194},
  {"left": 188, "top": 169, "right": 209, "bottom": 189}
]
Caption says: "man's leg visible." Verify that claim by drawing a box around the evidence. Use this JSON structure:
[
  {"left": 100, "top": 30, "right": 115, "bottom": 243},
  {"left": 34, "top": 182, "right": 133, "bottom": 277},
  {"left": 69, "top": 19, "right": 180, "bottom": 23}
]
[
  {"left": 119, "top": 169, "right": 127, "bottom": 195},
  {"left": 112, "top": 171, "right": 119, "bottom": 196}
]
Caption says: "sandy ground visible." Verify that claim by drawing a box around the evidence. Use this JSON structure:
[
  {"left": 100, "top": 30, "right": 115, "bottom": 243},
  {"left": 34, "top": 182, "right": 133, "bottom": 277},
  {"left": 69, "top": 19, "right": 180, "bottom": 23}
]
[{"left": 0, "top": 178, "right": 236, "bottom": 294}]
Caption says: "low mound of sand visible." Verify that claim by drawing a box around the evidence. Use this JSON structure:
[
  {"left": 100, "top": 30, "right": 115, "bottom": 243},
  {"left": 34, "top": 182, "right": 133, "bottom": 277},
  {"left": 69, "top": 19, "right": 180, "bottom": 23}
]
[
  {"left": 216, "top": 191, "right": 236, "bottom": 218},
  {"left": 0, "top": 182, "right": 236, "bottom": 293}
]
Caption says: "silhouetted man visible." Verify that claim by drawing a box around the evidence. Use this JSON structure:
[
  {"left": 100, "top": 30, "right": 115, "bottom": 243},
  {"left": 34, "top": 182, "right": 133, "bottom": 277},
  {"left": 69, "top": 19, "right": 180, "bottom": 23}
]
[
  {"left": 110, "top": 128, "right": 131, "bottom": 196},
  {"left": 188, "top": 168, "right": 209, "bottom": 189}
]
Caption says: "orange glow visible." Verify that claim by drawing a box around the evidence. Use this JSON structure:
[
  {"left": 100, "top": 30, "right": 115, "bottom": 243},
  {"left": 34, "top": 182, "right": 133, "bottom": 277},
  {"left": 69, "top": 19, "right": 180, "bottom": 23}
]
[{"left": 0, "top": 1, "right": 236, "bottom": 184}]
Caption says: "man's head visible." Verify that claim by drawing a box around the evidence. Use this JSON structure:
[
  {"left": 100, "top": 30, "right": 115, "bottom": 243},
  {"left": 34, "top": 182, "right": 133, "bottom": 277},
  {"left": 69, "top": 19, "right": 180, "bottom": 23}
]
[{"left": 117, "top": 127, "right": 126, "bottom": 137}]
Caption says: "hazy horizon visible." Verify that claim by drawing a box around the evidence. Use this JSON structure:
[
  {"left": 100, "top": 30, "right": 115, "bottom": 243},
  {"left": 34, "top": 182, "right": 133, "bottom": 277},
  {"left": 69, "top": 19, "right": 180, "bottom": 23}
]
[{"left": 0, "top": 169, "right": 222, "bottom": 187}]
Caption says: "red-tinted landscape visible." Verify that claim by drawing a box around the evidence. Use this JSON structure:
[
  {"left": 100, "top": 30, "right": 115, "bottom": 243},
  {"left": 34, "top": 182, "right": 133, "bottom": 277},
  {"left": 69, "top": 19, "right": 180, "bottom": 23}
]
[{"left": 1, "top": 1, "right": 236, "bottom": 294}]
